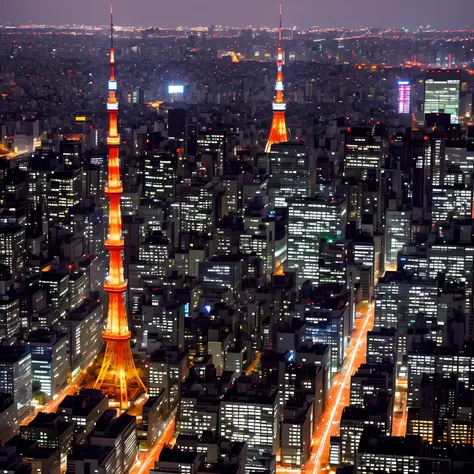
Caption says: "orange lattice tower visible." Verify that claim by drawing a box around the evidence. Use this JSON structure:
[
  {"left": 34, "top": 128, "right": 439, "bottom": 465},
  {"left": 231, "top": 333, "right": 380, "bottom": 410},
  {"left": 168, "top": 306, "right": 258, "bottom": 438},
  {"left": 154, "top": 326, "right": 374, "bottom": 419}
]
[
  {"left": 265, "top": 1, "right": 288, "bottom": 153},
  {"left": 94, "top": 1, "right": 146, "bottom": 409}
]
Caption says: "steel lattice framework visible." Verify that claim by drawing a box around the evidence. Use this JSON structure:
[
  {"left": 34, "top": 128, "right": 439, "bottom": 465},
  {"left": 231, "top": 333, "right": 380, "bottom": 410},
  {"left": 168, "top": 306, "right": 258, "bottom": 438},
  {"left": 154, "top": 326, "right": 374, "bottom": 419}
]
[
  {"left": 265, "top": 1, "right": 288, "bottom": 153},
  {"left": 94, "top": 2, "right": 146, "bottom": 409}
]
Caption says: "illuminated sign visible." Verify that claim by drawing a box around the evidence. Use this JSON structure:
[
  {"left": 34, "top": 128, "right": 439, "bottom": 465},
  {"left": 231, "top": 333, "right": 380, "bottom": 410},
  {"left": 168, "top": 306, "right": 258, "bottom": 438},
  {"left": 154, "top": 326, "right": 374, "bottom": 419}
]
[
  {"left": 75, "top": 116, "right": 87, "bottom": 122},
  {"left": 168, "top": 85, "right": 184, "bottom": 94},
  {"left": 398, "top": 80, "right": 411, "bottom": 114}
]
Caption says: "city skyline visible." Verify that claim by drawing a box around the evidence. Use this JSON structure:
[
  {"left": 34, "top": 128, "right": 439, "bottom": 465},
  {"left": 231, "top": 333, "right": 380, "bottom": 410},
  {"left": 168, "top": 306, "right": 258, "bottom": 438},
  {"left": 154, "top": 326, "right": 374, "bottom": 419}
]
[
  {"left": 3, "top": 0, "right": 474, "bottom": 30},
  {"left": 0, "top": 0, "right": 474, "bottom": 472}
]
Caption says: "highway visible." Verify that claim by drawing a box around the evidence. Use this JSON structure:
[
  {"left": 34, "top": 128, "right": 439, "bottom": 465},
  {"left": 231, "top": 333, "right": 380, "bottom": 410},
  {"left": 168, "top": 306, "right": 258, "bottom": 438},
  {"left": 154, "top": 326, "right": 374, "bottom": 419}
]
[
  {"left": 130, "top": 413, "right": 176, "bottom": 474},
  {"left": 245, "top": 351, "right": 261, "bottom": 376},
  {"left": 277, "top": 302, "right": 374, "bottom": 474},
  {"left": 20, "top": 371, "right": 88, "bottom": 426},
  {"left": 392, "top": 377, "right": 408, "bottom": 437}
]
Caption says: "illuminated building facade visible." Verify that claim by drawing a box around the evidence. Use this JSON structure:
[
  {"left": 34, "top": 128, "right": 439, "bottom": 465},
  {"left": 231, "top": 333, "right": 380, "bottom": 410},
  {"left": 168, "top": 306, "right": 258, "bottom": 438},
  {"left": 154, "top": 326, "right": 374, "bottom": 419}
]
[
  {"left": 47, "top": 169, "right": 82, "bottom": 233},
  {"left": 138, "top": 233, "right": 170, "bottom": 278},
  {"left": 94, "top": 5, "right": 146, "bottom": 408},
  {"left": 0, "top": 296, "right": 20, "bottom": 342},
  {"left": 375, "top": 273, "right": 438, "bottom": 330},
  {"left": 0, "top": 347, "right": 32, "bottom": 414},
  {"left": 432, "top": 184, "right": 472, "bottom": 225},
  {"left": 39, "top": 271, "right": 70, "bottom": 318},
  {"left": 428, "top": 238, "right": 474, "bottom": 312},
  {"left": 424, "top": 69, "right": 461, "bottom": 124},
  {"left": 397, "top": 80, "right": 411, "bottom": 114},
  {"left": 281, "top": 400, "right": 313, "bottom": 467},
  {"left": 24, "top": 331, "right": 69, "bottom": 398},
  {"left": 287, "top": 197, "right": 346, "bottom": 287},
  {"left": 431, "top": 168, "right": 472, "bottom": 225},
  {"left": 344, "top": 127, "right": 382, "bottom": 179},
  {"left": 267, "top": 142, "right": 310, "bottom": 208},
  {"left": 61, "top": 301, "right": 106, "bottom": 378},
  {"left": 148, "top": 350, "right": 188, "bottom": 415},
  {"left": 0, "top": 226, "right": 25, "bottom": 280},
  {"left": 196, "top": 130, "right": 230, "bottom": 175},
  {"left": 356, "top": 427, "right": 420, "bottom": 473},
  {"left": 176, "top": 180, "right": 213, "bottom": 237},
  {"left": 265, "top": 2, "right": 288, "bottom": 153},
  {"left": 89, "top": 412, "right": 138, "bottom": 474},
  {"left": 144, "top": 152, "right": 176, "bottom": 202},
  {"left": 219, "top": 381, "right": 281, "bottom": 454},
  {"left": 367, "top": 327, "right": 397, "bottom": 365},
  {"left": 407, "top": 345, "right": 474, "bottom": 407},
  {"left": 199, "top": 255, "right": 243, "bottom": 305},
  {"left": 20, "top": 413, "right": 74, "bottom": 471},
  {"left": 384, "top": 210, "right": 412, "bottom": 269}
]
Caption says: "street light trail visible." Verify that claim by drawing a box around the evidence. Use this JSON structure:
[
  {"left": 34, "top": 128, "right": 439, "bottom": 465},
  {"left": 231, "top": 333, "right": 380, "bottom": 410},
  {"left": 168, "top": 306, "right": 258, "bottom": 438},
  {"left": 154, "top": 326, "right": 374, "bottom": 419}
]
[{"left": 310, "top": 305, "right": 373, "bottom": 473}]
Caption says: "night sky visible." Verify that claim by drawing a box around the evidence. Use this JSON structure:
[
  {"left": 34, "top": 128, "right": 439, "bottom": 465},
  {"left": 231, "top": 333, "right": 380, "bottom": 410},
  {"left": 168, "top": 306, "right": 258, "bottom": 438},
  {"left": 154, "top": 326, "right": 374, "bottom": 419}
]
[{"left": 3, "top": 0, "right": 473, "bottom": 29}]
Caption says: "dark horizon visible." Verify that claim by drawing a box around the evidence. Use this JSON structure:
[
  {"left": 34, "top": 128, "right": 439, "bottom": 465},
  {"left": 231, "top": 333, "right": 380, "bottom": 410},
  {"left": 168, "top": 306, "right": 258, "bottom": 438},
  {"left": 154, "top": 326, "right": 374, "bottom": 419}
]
[{"left": 3, "top": 0, "right": 473, "bottom": 30}]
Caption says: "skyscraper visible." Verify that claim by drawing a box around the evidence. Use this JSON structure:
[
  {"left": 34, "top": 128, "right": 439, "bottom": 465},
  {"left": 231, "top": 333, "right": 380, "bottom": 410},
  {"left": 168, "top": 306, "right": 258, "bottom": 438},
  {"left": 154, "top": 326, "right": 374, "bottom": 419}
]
[
  {"left": 265, "top": 2, "right": 288, "bottom": 153},
  {"left": 94, "top": 4, "right": 146, "bottom": 409},
  {"left": 424, "top": 69, "right": 461, "bottom": 124},
  {"left": 267, "top": 142, "right": 311, "bottom": 208},
  {"left": 287, "top": 197, "right": 347, "bottom": 287},
  {"left": 344, "top": 127, "right": 382, "bottom": 180}
]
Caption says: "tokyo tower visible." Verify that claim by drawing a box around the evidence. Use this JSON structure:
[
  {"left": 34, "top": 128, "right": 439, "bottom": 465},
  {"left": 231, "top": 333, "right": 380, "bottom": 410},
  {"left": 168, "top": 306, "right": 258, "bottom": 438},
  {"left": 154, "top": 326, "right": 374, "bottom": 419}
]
[
  {"left": 94, "top": 1, "right": 146, "bottom": 409},
  {"left": 265, "top": 1, "right": 288, "bottom": 153}
]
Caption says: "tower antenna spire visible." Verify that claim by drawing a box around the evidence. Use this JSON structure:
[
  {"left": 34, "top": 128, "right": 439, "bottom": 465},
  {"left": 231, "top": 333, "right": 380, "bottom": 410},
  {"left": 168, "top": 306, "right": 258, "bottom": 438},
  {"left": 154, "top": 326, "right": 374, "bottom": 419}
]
[
  {"left": 110, "top": 0, "right": 114, "bottom": 49},
  {"left": 279, "top": 0, "right": 282, "bottom": 43}
]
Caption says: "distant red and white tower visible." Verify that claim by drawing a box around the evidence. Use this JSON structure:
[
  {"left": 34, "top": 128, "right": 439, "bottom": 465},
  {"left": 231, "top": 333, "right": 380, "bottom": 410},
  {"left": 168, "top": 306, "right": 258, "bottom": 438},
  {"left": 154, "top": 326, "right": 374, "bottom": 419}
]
[
  {"left": 94, "top": 1, "right": 146, "bottom": 409},
  {"left": 265, "top": 1, "right": 288, "bottom": 153}
]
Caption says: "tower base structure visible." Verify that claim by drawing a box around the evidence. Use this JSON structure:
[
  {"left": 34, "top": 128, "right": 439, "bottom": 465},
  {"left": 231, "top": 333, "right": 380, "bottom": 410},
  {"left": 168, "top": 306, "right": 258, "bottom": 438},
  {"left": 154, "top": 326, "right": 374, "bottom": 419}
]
[
  {"left": 265, "top": 111, "right": 288, "bottom": 153},
  {"left": 94, "top": 333, "right": 146, "bottom": 409}
]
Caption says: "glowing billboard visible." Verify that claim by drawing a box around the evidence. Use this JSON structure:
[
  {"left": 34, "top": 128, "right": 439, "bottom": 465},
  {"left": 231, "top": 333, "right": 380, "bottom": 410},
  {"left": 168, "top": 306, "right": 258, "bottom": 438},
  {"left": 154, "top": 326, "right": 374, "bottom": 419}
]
[
  {"left": 398, "top": 80, "right": 411, "bottom": 115},
  {"left": 168, "top": 85, "right": 184, "bottom": 94}
]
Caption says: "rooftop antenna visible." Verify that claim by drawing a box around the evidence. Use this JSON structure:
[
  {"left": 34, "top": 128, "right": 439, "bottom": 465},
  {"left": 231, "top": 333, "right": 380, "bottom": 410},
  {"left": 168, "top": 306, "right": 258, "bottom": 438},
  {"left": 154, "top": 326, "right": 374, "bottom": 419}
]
[
  {"left": 110, "top": 0, "right": 114, "bottom": 49},
  {"left": 279, "top": 1, "right": 282, "bottom": 43}
]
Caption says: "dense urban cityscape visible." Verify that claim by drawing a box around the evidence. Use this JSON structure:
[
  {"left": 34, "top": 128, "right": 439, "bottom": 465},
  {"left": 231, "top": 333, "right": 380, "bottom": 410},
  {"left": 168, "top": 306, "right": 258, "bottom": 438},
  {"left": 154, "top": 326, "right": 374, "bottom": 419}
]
[{"left": 0, "top": 1, "right": 474, "bottom": 473}]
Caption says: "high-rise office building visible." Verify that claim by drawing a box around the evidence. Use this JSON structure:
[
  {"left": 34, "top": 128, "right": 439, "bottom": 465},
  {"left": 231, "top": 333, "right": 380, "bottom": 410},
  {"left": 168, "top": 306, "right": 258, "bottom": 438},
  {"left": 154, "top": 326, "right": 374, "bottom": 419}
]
[
  {"left": 219, "top": 378, "right": 281, "bottom": 455},
  {"left": 196, "top": 130, "right": 231, "bottom": 175},
  {"left": 281, "top": 399, "right": 313, "bottom": 467},
  {"left": 176, "top": 180, "right": 214, "bottom": 238},
  {"left": 138, "top": 233, "right": 170, "bottom": 278},
  {"left": 384, "top": 210, "right": 412, "bottom": 270},
  {"left": 148, "top": 349, "right": 188, "bottom": 415},
  {"left": 144, "top": 152, "right": 176, "bottom": 202},
  {"left": 60, "top": 300, "right": 105, "bottom": 378},
  {"left": 47, "top": 169, "right": 82, "bottom": 233},
  {"left": 344, "top": 127, "right": 382, "bottom": 179},
  {"left": 89, "top": 411, "right": 138, "bottom": 474},
  {"left": 23, "top": 331, "right": 69, "bottom": 399},
  {"left": 424, "top": 69, "right": 462, "bottom": 124},
  {"left": 267, "top": 142, "right": 311, "bottom": 208},
  {"left": 375, "top": 272, "right": 438, "bottom": 329},
  {"left": 0, "top": 296, "right": 20, "bottom": 343},
  {"left": 39, "top": 271, "right": 70, "bottom": 318},
  {"left": 0, "top": 347, "right": 32, "bottom": 414},
  {"left": 431, "top": 169, "right": 473, "bottom": 225},
  {"left": 287, "top": 197, "right": 346, "bottom": 286},
  {"left": 0, "top": 226, "right": 25, "bottom": 280}
]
